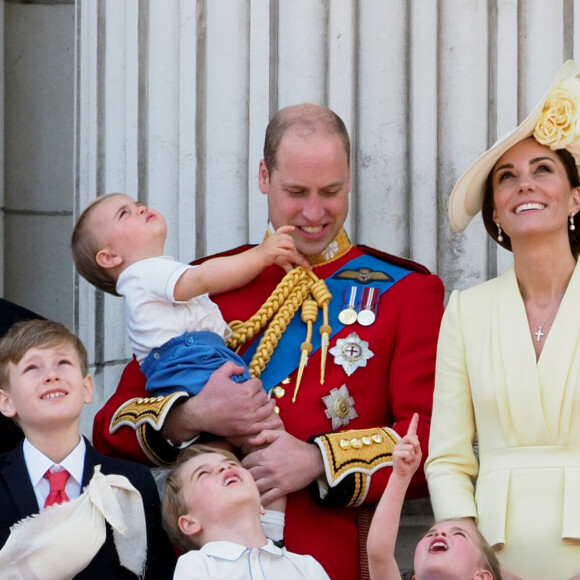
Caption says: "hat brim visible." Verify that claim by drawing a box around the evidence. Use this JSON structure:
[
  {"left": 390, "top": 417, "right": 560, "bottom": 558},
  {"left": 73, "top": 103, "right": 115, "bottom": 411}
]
[{"left": 448, "top": 60, "right": 580, "bottom": 233}]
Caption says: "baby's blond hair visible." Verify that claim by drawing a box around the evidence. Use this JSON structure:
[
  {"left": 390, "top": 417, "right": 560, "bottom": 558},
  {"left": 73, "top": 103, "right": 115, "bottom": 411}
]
[{"left": 71, "top": 193, "right": 123, "bottom": 296}]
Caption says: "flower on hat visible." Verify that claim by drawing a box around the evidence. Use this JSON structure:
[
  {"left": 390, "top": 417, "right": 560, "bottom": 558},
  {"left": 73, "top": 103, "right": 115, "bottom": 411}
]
[{"left": 533, "top": 75, "right": 580, "bottom": 163}]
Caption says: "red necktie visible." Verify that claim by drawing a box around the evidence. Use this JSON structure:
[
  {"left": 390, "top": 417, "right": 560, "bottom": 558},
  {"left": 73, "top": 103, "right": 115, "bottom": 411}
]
[{"left": 44, "top": 469, "right": 70, "bottom": 508}]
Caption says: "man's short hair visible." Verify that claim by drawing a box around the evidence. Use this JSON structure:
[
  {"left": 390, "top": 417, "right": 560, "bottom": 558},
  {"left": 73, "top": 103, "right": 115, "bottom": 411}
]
[
  {"left": 263, "top": 104, "right": 351, "bottom": 174},
  {"left": 0, "top": 319, "right": 89, "bottom": 391}
]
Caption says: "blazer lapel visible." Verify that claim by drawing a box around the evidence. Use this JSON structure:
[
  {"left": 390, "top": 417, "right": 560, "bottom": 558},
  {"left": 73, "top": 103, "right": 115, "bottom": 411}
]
[
  {"left": 81, "top": 437, "right": 102, "bottom": 487},
  {"left": 0, "top": 443, "right": 41, "bottom": 518},
  {"left": 494, "top": 267, "right": 550, "bottom": 443},
  {"left": 537, "top": 260, "right": 580, "bottom": 441}
]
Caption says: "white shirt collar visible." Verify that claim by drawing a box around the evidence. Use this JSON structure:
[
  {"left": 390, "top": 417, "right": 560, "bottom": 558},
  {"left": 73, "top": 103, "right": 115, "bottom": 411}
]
[
  {"left": 201, "top": 539, "right": 284, "bottom": 561},
  {"left": 23, "top": 436, "right": 86, "bottom": 487}
]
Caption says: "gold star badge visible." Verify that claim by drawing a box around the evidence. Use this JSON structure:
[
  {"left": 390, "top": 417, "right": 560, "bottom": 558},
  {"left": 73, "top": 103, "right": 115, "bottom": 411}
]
[
  {"left": 330, "top": 332, "right": 374, "bottom": 376},
  {"left": 322, "top": 384, "right": 358, "bottom": 430}
]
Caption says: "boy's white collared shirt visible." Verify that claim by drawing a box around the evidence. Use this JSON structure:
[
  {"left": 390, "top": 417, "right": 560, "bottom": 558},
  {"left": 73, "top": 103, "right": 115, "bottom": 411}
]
[
  {"left": 173, "top": 539, "right": 330, "bottom": 579},
  {"left": 23, "top": 436, "right": 85, "bottom": 509}
]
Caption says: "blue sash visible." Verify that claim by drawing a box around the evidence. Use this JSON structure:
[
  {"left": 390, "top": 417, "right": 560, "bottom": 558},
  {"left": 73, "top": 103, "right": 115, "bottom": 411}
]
[{"left": 241, "top": 253, "right": 413, "bottom": 392}]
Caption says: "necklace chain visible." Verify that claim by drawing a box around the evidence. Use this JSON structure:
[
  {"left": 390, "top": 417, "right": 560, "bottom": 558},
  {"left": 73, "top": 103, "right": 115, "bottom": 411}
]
[{"left": 530, "top": 297, "right": 563, "bottom": 342}]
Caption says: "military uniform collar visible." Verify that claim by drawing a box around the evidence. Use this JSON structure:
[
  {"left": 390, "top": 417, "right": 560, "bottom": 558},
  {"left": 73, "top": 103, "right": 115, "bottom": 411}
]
[{"left": 265, "top": 225, "right": 352, "bottom": 267}]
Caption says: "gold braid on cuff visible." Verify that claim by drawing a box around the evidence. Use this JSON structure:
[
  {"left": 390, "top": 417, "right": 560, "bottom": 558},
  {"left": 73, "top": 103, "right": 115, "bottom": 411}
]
[
  {"left": 313, "top": 426, "right": 400, "bottom": 504},
  {"left": 110, "top": 391, "right": 189, "bottom": 433}
]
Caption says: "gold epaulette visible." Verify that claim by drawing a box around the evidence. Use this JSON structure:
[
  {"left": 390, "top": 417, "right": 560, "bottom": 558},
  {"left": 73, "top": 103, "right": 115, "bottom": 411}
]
[
  {"left": 313, "top": 427, "right": 399, "bottom": 506},
  {"left": 109, "top": 391, "right": 189, "bottom": 434}
]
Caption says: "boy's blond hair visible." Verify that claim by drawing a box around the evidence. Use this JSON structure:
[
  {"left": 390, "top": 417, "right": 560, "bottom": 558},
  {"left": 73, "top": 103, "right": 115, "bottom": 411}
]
[
  {"left": 0, "top": 319, "right": 89, "bottom": 391},
  {"left": 71, "top": 192, "right": 123, "bottom": 296},
  {"left": 162, "top": 445, "right": 241, "bottom": 553}
]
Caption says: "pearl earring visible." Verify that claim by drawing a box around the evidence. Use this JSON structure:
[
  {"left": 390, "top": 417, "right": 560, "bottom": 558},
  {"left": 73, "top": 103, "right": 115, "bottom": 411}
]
[
  {"left": 496, "top": 223, "right": 503, "bottom": 242},
  {"left": 570, "top": 214, "right": 576, "bottom": 231}
]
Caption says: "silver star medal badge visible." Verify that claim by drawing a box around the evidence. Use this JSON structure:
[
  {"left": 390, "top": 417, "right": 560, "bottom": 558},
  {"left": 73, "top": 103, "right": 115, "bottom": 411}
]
[
  {"left": 322, "top": 384, "right": 358, "bottom": 430},
  {"left": 329, "top": 331, "right": 374, "bottom": 376},
  {"left": 322, "top": 333, "right": 374, "bottom": 429}
]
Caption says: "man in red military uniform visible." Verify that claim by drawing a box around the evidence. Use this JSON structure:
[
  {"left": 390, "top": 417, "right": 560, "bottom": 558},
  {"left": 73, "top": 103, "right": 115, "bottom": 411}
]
[{"left": 93, "top": 104, "right": 444, "bottom": 579}]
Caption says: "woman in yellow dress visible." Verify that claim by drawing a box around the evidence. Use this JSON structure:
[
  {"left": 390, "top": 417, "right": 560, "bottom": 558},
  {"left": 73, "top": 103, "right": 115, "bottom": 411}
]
[{"left": 426, "top": 60, "right": 580, "bottom": 580}]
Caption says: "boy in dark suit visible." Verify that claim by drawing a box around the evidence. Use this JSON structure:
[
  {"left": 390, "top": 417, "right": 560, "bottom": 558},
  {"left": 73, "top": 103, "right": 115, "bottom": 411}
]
[{"left": 0, "top": 319, "right": 176, "bottom": 578}]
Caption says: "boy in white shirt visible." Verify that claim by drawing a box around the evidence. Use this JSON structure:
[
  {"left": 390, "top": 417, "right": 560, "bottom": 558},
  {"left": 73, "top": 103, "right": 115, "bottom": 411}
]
[
  {"left": 162, "top": 445, "right": 329, "bottom": 579},
  {"left": 71, "top": 192, "right": 309, "bottom": 398}
]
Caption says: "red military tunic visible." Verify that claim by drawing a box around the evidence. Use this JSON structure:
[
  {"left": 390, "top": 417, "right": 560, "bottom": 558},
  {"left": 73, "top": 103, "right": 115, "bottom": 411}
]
[{"left": 94, "top": 232, "right": 444, "bottom": 579}]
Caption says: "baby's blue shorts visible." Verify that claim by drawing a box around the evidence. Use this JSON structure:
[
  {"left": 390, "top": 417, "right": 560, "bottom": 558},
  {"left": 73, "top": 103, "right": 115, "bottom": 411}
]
[{"left": 141, "top": 330, "right": 251, "bottom": 396}]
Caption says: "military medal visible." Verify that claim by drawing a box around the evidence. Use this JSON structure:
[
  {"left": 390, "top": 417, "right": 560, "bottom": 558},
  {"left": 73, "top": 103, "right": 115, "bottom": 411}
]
[
  {"left": 322, "top": 384, "right": 358, "bottom": 430},
  {"left": 338, "top": 286, "right": 359, "bottom": 325},
  {"left": 329, "top": 331, "right": 374, "bottom": 376},
  {"left": 357, "top": 287, "right": 378, "bottom": 326}
]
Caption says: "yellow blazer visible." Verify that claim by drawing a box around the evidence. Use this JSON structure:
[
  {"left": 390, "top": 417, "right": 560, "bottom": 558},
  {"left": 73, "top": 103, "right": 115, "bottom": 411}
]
[{"left": 425, "top": 261, "right": 580, "bottom": 578}]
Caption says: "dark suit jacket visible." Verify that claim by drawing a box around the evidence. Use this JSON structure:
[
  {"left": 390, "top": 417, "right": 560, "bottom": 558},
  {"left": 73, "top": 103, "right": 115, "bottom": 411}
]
[
  {"left": 0, "top": 299, "right": 44, "bottom": 453},
  {"left": 0, "top": 439, "right": 176, "bottom": 578}
]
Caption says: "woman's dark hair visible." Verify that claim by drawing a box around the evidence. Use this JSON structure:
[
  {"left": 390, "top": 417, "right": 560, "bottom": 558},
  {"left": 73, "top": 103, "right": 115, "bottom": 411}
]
[{"left": 482, "top": 142, "right": 580, "bottom": 255}]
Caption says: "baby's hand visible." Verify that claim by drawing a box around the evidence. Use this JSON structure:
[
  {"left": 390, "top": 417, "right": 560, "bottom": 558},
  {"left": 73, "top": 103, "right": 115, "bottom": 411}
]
[
  {"left": 261, "top": 226, "right": 310, "bottom": 271},
  {"left": 393, "top": 413, "right": 421, "bottom": 480}
]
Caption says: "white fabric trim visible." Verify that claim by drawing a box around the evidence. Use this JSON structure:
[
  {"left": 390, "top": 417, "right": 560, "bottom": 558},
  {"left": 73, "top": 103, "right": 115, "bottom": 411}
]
[{"left": 0, "top": 465, "right": 147, "bottom": 579}]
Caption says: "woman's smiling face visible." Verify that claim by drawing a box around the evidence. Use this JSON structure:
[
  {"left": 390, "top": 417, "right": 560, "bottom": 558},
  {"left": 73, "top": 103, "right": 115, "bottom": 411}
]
[{"left": 491, "top": 137, "right": 580, "bottom": 245}]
